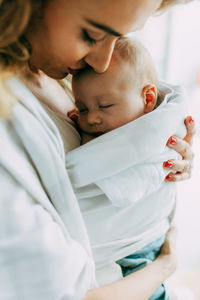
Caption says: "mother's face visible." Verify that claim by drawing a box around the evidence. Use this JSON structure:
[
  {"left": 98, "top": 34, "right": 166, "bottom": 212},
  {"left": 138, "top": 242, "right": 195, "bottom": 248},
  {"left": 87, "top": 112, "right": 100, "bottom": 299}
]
[{"left": 27, "top": 0, "right": 162, "bottom": 79}]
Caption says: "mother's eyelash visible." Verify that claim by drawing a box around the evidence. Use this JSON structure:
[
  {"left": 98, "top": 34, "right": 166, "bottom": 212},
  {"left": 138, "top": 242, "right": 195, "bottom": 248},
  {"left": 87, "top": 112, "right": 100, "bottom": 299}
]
[{"left": 82, "top": 29, "right": 97, "bottom": 45}]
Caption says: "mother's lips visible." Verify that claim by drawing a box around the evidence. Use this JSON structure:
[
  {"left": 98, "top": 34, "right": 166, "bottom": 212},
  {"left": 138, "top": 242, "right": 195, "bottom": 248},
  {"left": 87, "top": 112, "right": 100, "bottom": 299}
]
[{"left": 68, "top": 68, "right": 81, "bottom": 76}]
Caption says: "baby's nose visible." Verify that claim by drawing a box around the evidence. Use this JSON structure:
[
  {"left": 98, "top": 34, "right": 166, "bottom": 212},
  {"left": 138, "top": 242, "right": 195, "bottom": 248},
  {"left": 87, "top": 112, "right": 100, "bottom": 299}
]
[{"left": 87, "top": 112, "right": 102, "bottom": 125}]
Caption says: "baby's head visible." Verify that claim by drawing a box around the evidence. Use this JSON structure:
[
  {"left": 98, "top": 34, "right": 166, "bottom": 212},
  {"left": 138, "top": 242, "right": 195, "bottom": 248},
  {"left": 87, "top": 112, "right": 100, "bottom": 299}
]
[{"left": 72, "top": 37, "right": 158, "bottom": 136}]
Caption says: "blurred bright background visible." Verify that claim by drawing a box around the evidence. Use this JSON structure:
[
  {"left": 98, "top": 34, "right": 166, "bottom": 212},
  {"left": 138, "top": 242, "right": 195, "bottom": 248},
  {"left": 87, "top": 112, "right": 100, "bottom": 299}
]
[{"left": 132, "top": 1, "right": 200, "bottom": 298}]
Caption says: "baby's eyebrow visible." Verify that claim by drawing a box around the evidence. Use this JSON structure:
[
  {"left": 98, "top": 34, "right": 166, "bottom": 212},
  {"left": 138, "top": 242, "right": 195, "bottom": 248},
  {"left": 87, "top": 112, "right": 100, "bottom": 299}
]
[
  {"left": 95, "top": 92, "right": 117, "bottom": 101},
  {"left": 86, "top": 19, "right": 122, "bottom": 37},
  {"left": 75, "top": 100, "right": 84, "bottom": 106}
]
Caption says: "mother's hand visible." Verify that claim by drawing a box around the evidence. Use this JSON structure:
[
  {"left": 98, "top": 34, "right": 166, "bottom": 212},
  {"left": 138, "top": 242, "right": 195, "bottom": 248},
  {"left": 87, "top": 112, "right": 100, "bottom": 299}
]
[
  {"left": 156, "top": 226, "right": 177, "bottom": 277},
  {"left": 164, "top": 116, "right": 196, "bottom": 182}
]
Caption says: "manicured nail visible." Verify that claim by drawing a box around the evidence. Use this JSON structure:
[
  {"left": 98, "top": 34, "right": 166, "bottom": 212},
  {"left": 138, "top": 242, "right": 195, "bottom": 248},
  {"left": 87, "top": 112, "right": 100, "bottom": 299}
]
[
  {"left": 188, "top": 116, "right": 194, "bottom": 124},
  {"left": 166, "top": 174, "right": 173, "bottom": 180},
  {"left": 163, "top": 160, "right": 173, "bottom": 168},
  {"left": 168, "top": 136, "right": 177, "bottom": 145}
]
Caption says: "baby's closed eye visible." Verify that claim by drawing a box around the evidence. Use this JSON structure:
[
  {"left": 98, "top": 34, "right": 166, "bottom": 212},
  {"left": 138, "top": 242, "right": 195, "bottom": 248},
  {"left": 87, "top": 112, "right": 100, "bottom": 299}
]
[
  {"left": 99, "top": 104, "right": 113, "bottom": 109},
  {"left": 79, "top": 107, "right": 88, "bottom": 114}
]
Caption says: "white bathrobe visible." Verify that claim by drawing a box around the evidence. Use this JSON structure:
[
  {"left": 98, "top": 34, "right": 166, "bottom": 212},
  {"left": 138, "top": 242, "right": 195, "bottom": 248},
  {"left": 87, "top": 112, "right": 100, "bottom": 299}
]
[
  {"left": 0, "top": 78, "right": 96, "bottom": 300},
  {"left": 65, "top": 83, "right": 188, "bottom": 273}
]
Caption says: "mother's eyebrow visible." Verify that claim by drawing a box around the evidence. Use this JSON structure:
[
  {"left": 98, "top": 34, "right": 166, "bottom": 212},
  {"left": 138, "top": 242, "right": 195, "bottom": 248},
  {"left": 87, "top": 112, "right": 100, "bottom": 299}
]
[{"left": 86, "top": 19, "right": 122, "bottom": 37}]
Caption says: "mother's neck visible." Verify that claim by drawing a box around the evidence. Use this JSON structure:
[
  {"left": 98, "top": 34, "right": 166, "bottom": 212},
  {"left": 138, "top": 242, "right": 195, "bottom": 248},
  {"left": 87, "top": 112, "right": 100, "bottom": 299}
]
[{"left": 20, "top": 67, "right": 74, "bottom": 120}]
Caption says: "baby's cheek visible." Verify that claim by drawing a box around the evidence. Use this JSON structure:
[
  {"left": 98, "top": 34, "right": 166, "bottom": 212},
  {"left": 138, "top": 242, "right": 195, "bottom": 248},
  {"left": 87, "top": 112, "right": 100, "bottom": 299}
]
[
  {"left": 112, "top": 117, "right": 127, "bottom": 129},
  {"left": 77, "top": 117, "right": 87, "bottom": 129}
]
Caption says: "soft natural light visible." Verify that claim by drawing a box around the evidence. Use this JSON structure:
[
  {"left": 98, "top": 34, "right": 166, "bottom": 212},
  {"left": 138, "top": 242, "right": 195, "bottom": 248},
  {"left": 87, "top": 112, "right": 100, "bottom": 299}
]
[{"left": 132, "top": 1, "right": 200, "bottom": 298}]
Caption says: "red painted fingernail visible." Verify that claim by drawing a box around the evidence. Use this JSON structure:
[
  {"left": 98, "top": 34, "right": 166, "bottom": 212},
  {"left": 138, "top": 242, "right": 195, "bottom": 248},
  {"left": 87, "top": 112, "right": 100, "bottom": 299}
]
[
  {"left": 188, "top": 116, "right": 194, "bottom": 124},
  {"left": 166, "top": 174, "right": 173, "bottom": 180},
  {"left": 168, "top": 137, "right": 177, "bottom": 145},
  {"left": 163, "top": 161, "right": 173, "bottom": 168}
]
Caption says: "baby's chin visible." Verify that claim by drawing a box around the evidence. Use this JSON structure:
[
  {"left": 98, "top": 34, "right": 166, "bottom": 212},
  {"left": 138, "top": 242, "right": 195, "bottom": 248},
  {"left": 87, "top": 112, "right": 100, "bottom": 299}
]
[
  {"left": 93, "top": 131, "right": 104, "bottom": 137},
  {"left": 82, "top": 129, "right": 105, "bottom": 137}
]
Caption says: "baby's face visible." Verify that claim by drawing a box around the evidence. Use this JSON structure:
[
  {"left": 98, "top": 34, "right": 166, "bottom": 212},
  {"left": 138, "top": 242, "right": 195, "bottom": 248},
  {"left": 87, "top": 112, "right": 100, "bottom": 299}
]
[{"left": 72, "top": 62, "right": 145, "bottom": 136}]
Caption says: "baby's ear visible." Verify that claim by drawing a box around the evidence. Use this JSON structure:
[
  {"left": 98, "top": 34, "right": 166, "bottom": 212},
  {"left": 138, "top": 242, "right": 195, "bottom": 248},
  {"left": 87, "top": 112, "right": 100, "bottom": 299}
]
[
  {"left": 68, "top": 107, "right": 80, "bottom": 121},
  {"left": 142, "top": 84, "right": 157, "bottom": 114}
]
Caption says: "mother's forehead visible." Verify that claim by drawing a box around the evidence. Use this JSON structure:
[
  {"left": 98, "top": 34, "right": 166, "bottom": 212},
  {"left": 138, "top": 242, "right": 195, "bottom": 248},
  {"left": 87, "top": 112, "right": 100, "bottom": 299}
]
[{"left": 76, "top": 0, "right": 162, "bottom": 34}]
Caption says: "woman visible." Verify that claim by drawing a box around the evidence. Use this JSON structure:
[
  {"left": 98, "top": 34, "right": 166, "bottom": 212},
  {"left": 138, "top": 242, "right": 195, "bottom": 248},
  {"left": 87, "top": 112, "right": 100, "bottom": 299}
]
[{"left": 0, "top": 0, "right": 195, "bottom": 299}]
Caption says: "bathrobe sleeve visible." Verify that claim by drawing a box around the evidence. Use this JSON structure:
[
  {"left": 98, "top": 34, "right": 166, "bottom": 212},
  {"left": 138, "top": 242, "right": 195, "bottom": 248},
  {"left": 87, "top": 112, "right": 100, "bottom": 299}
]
[
  {"left": 0, "top": 77, "right": 96, "bottom": 300},
  {"left": 0, "top": 166, "right": 95, "bottom": 300}
]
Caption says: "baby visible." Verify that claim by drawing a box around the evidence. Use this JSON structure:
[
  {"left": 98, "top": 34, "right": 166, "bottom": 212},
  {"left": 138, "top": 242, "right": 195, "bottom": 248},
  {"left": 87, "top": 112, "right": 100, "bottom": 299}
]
[
  {"left": 69, "top": 37, "right": 159, "bottom": 144},
  {"left": 64, "top": 37, "right": 187, "bottom": 300}
]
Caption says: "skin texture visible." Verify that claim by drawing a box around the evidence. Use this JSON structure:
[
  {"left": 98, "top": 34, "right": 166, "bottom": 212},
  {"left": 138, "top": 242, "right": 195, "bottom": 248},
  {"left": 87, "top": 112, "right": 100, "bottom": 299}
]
[
  {"left": 72, "top": 59, "right": 156, "bottom": 137},
  {"left": 26, "top": 0, "right": 162, "bottom": 79}
]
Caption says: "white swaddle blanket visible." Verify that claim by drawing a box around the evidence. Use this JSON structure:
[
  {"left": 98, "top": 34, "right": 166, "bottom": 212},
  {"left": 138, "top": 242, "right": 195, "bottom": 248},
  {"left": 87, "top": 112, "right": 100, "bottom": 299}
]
[{"left": 66, "top": 83, "right": 188, "bottom": 270}]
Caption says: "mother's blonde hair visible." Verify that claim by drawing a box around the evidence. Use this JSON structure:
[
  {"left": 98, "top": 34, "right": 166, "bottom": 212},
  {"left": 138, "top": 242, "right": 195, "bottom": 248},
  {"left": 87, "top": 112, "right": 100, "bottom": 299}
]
[
  {"left": 0, "top": 0, "right": 192, "bottom": 118},
  {"left": 0, "top": 0, "right": 35, "bottom": 118}
]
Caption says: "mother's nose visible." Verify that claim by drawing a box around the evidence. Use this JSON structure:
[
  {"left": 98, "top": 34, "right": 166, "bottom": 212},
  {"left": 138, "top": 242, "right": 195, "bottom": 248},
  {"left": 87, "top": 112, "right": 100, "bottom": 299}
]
[{"left": 84, "top": 39, "right": 116, "bottom": 73}]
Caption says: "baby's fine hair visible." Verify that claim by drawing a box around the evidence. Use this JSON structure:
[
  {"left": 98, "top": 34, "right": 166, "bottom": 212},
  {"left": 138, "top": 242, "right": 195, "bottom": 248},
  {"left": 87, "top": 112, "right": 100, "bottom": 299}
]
[
  {"left": 113, "top": 37, "right": 158, "bottom": 88},
  {"left": 159, "top": 0, "right": 192, "bottom": 11}
]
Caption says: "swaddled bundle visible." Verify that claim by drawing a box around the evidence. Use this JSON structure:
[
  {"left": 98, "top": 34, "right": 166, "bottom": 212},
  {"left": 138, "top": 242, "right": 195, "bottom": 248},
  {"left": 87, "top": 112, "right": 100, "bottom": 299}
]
[{"left": 66, "top": 83, "right": 188, "bottom": 270}]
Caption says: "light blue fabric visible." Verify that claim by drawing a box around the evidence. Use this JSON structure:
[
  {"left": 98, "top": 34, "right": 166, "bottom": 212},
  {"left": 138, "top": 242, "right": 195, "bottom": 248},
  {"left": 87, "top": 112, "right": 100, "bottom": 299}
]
[{"left": 117, "top": 235, "right": 170, "bottom": 300}]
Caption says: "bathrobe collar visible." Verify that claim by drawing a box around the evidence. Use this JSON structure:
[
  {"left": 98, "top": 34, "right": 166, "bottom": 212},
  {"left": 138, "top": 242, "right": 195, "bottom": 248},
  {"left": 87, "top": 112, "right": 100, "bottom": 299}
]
[{"left": 1, "top": 77, "right": 92, "bottom": 254}]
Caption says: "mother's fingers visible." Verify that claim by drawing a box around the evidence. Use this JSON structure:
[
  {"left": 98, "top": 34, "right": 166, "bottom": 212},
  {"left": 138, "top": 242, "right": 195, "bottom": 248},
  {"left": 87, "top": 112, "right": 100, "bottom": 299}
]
[
  {"left": 167, "top": 136, "right": 194, "bottom": 160},
  {"left": 163, "top": 159, "right": 191, "bottom": 173},
  {"left": 184, "top": 116, "right": 196, "bottom": 145},
  {"left": 165, "top": 119, "right": 195, "bottom": 182},
  {"left": 164, "top": 156, "right": 193, "bottom": 182},
  {"left": 165, "top": 170, "right": 192, "bottom": 182}
]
